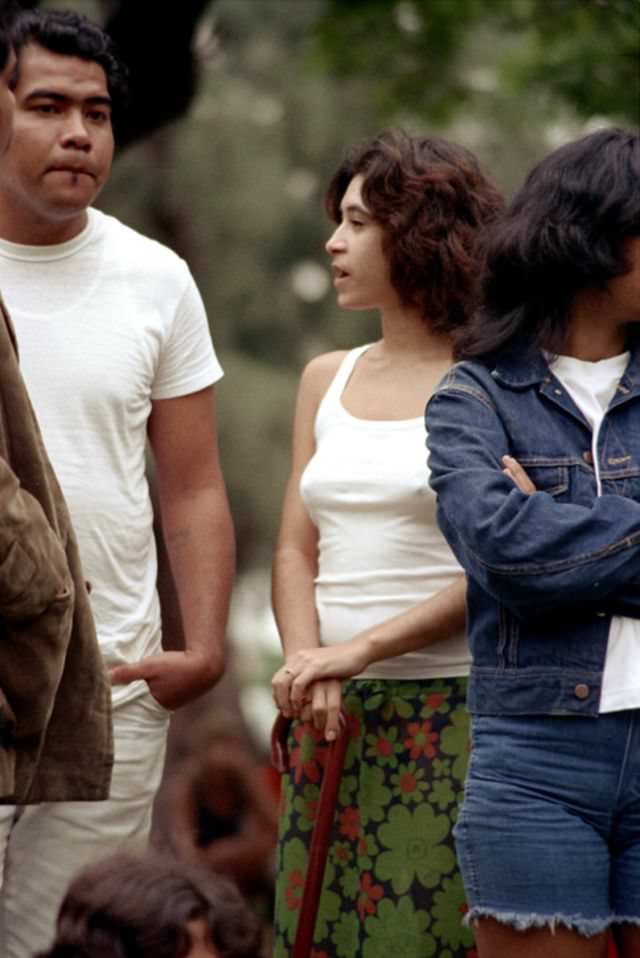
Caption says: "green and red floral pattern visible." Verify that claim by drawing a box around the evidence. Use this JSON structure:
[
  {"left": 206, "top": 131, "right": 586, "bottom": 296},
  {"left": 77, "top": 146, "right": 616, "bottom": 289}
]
[{"left": 273, "top": 678, "right": 476, "bottom": 958}]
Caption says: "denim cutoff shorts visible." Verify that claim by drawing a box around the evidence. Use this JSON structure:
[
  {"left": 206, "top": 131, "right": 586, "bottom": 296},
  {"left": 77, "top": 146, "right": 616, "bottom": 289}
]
[{"left": 454, "top": 709, "right": 640, "bottom": 936}]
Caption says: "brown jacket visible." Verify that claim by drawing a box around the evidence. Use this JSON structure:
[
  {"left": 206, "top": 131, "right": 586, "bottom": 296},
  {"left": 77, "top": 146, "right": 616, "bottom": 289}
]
[{"left": 0, "top": 299, "right": 112, "bottom": 802}]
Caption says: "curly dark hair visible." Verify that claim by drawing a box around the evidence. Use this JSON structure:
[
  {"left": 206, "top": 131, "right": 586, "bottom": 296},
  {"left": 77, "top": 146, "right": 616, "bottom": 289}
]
[
  {"left": 9, "top": 9, "right": 128, "bottom": 130},
  {"left": 325, "top": 130, "right": 504, "bottom": 333},
  {"left": 34, "top": 853, "right": 262, "bottom": 958},
  {"left": 458, "top": 126, "right": 640, "bottom": 359}
]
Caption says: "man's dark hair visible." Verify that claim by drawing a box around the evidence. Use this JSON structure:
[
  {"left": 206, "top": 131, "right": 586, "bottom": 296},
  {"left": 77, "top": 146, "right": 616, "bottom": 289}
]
[
  {"left": 457, "top": 126, "right": 640, "bottom": 359},
  {"left": 325, "top": 130, "right": 504, "bottom": 334},
  {"left": 10, "top": 9, "right": 128, "bottom": 126},
  {"left": 34, "top": 853, "right": 262, "bottom": 958}
]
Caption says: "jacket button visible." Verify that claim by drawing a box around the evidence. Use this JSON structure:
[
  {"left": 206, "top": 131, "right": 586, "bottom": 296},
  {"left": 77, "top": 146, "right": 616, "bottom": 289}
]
[
  {"left": 574, "top": 684, "right": 590, "bottom": 700},
  {"left": 582, "top": 450, "right": 594, "bottom": 465}
]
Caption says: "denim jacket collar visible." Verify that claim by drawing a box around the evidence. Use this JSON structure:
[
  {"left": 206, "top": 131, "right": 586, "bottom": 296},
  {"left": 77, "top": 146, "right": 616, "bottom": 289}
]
[{"left": 490, "top": 339, "right": 640, "bottom": 399}]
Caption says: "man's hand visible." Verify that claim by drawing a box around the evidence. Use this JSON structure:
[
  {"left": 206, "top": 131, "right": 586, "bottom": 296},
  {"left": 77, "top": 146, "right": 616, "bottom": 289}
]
[{"left": 110, "top": 649, "right": 223, "bottom": 711}]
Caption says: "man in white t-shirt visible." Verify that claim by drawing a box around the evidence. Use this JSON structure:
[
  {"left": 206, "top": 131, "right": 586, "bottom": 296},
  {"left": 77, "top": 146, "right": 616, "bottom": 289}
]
[{"left": 0, "top": 10, "right": 235, "bottom": 957}]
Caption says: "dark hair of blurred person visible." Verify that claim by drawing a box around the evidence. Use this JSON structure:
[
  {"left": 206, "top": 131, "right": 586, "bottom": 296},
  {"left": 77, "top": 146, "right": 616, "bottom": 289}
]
[{"left": 34, "top": 853, "right": 263, "bottom": 958}]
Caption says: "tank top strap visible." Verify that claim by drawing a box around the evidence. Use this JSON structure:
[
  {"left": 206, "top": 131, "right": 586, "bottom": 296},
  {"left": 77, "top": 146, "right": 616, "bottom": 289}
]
[{"left": 316, "top": 344, "right": 373, "bottom": 429}]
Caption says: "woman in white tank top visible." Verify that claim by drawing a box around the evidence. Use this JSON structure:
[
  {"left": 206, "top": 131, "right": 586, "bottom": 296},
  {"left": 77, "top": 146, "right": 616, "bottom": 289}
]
[{"left": 271, "top": 131, "right": 503, "bottom": 958}]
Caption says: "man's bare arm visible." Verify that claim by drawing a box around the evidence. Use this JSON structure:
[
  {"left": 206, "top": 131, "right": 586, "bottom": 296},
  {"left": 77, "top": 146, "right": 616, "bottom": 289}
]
[{"left": 111, "top": 386, "right": 235, "bottom": 708}]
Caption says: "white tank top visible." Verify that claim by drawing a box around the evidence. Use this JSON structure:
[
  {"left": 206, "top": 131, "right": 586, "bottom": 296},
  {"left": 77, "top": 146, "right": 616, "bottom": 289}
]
[{"left": 300, "top": 345, "right": 470, "bottom": 680}]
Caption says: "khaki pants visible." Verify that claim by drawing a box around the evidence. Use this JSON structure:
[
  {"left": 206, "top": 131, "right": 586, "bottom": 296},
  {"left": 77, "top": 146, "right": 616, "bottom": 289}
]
[{"left": 0, "top": 690, "right": 169, "bottom": 958}]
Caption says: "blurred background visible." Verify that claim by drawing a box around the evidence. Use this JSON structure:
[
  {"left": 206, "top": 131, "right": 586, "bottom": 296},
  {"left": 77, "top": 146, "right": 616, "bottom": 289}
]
[{"left": 5, "top": 0, "right": 639, "bottom": 875}]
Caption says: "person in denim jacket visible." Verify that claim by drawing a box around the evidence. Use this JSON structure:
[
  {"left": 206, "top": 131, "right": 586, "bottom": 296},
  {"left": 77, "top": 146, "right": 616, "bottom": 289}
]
[{"left": 426, "top": 127, "right": 640, "bottom": 958}]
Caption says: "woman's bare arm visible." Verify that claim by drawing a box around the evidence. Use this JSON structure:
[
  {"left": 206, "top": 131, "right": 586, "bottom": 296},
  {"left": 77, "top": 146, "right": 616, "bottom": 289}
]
[
  {"left": 272, "top": 456, "right": 537, "bottom": 733},
  {"left": 272, "top": 575, "right": 466, "bottom": 724},
  {"left": 271, "top": 353, "right": 347, "bottom": 736}
]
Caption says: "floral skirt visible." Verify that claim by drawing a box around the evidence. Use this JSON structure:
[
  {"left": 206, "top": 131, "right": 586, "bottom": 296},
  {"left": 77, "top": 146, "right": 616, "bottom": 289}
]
[{"left": 272, "top": 677, "right": 476, "bottom": 958}]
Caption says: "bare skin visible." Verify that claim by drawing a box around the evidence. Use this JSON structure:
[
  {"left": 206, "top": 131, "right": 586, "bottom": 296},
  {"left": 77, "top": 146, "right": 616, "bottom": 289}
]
[
  {"left": 476, "top": 919, "right": 640, "bottom": 958},
  {"left": 474, "top": 920, "right": 609, "bottom": 958},
  {"left": 272, "top": 577, "right": 465, "bottom": 728}
]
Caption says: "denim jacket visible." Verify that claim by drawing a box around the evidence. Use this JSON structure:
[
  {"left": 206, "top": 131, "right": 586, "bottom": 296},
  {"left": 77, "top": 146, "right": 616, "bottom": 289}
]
[{"left": 425, "top": 342, "right": 640, "bottom": 717}]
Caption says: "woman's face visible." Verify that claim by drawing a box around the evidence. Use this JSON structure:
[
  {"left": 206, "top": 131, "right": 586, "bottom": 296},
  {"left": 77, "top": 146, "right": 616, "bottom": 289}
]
[{"left": 325, "top": 174, "right": 401, "bottom": 313}]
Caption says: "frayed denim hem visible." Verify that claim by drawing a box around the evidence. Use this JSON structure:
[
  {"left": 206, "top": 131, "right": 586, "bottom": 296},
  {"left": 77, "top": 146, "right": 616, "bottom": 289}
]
[
  {"left": 612, "top": 915, "right": 640, "bottom": 928},
  {"left": 464, "top": 907, "right": 616, "bottom": 937}
]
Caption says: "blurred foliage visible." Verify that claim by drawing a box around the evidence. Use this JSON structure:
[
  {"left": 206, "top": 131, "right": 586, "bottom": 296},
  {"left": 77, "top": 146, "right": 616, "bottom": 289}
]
[
  {"left": 32, "top": 0, "right": 637, "bottom": 572},
  {"left": 315, "top": 0, "right": 640, "bottom": 125}
]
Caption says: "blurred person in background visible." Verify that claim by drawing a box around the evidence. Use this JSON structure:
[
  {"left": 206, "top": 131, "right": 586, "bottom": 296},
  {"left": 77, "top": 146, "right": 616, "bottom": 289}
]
[
  {"left": 426, "top": 127, "right": 640, "bottom": 958},
  {"left": 170, "top": 727, "right": 278, "bottom": 915},
  {"left": 271, "top": 130, "right": 503, "bottom": 957},
  {"left": 34, "top": 852, "right": 262, "bottom": 958},
  {"left": 0, "top": 10, "right": 234, "bottom": 957}
]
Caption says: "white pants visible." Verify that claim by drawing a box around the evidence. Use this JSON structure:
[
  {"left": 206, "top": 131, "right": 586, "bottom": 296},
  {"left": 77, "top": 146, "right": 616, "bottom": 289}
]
[{"left": 0, "top": 691, "right": 169, "bottom": 958}]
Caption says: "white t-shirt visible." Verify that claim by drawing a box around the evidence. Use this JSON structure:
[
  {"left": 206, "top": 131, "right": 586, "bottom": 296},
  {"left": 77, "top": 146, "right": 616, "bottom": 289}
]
[
  {"left": 549, "top": 352, "right": 640, "bottom": 712},
  {"left": 0, "top": 209, "right": 223, "bottom": 707},
  {"left": 300, "top": 344, "right": 470, "bottom": 680}
]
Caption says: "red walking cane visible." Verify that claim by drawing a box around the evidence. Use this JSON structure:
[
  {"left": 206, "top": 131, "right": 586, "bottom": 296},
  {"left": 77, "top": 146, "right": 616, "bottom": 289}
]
[{"left": 271, "top": 711, "right": 350, "bottom": 958}]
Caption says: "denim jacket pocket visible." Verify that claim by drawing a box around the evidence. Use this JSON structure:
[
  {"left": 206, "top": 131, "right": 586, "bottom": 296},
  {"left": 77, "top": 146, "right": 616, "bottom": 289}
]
[
  {"left": 600, "top": 463, "right": 640, "bottom": 500},
  {"left": 516, "top": 459, "right": 569, "bottom": 498}
]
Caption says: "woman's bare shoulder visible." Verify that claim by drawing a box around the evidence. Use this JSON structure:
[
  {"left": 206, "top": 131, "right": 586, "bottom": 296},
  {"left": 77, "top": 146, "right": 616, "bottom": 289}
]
[{"left": 299, "top": 349, "right": 350, "bottom": 401}]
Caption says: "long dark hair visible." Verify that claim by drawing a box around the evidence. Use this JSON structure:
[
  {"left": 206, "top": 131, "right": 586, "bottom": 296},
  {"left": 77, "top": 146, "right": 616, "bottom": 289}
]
[
  {"left": 457, "top": 127, "right": 640, "bottom": 359},
  {"left": 325, "top": 130, "right": 504, "bottom": 334}
]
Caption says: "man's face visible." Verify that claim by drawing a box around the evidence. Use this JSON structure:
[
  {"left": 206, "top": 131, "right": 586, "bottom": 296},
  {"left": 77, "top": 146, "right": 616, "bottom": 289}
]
[
  {"left": 0, "top": 42, "right": 114, "bottom": 242},
  {"left": 0, "top": 49, "right": 16, "bottom": 157}
]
